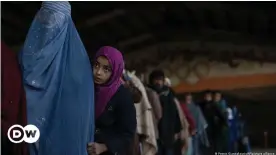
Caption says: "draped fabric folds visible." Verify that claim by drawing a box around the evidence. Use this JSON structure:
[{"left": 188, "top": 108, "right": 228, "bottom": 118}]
[
  {"left": 187, "top": 103, "right": 209, "bottom": 145},
  {"left": 187, "top": 103, "right": 210, "bottom": 155},
  {"left": 174, "top": 98, "right": 190, "bottom": 154},
  {"left": 127, "top": 71, "right": 158, "bottom": 155},
  {"left": 19, "top": 2, "right": 94, "bottom": 155}
]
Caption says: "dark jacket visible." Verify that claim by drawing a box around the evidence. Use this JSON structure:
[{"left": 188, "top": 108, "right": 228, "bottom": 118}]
[
  {"left": 149, "top": 85, "right": 182, "bottom": 148},
  {"left": 199, "top": 100, "right": 226, "bottom": 132},
  {"left": 95, "top": 85, "right": 137, "bottom": 155},
  {"left": 1, "top": 41, "right": 28, "bottom": 155}
]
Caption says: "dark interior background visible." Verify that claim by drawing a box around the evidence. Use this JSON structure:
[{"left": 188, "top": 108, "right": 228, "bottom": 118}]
[{"left": 2, "top": 1, "right": 276, "bottom": 61}]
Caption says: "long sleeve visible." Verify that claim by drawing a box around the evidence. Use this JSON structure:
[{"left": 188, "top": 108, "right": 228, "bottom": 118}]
[
  {"left": 125, "top": 81, "right": 142, "bottom": 103},
  {"left": 104, "top": 89, "right": 137, "bottom": 154},
  {"left": 147, "top": 89, "right": 162, "bottom": 120}
]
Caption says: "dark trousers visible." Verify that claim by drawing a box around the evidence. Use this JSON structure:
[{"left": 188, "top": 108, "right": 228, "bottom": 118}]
[
  {"left": 157, "top": 139, "right": 174, "bottom": 155},
  {"left": 174, "top": 139, "right": 183, "bottom": 155},
  {"left": 206, "top": 127, "right": 216, "bottom": 155}
]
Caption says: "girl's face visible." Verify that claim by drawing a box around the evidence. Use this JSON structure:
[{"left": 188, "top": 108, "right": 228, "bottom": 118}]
[{"left": 93, "top": 56, "right": 112, "bottom": 85}]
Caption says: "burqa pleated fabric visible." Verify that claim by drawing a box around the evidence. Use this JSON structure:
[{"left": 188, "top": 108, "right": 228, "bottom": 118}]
[{"left": 18, "top": 2, "right": 94, "bottom": 155}]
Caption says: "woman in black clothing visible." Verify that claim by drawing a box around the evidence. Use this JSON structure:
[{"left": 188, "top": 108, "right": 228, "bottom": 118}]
[{"left": 87, "top": 46, "right": 137, "bottom": 155}]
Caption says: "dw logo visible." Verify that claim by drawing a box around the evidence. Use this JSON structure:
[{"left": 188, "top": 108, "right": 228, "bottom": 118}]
[{"left": 7, "top": 124, "right": 40, "bottom": 143}]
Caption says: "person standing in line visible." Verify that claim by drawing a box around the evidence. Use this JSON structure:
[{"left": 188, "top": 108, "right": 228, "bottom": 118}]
[
  {"left": 164, "top": 77, "right": 190, "bottom": 155},
  {"left": 179, "top": 97, "right": 196, "bottom": 155},
  {"left": 236, "top": 113, "right": 251, "bottom": 153},
  {"left": 227, "top": 105, "right": 239, "bottom": 153},
  {"left": 122, "top": 73, "right": 143, "bottom": 155},
  {"left": 198, "top": 90, "right": 226, "bottom": 154},
  {"left": 185, "top": 93, "right": 210, "bottom": 155},
  {"left": 87, "top": 46, "right": 137, "bottom": 155},
  {"left": 127, "top": 71, "right": 158, "bottom": 155},
  {"left": 145, "top": 86, "right": 163, "bottom": 141},
  {"left": 213, "top": 91, "right": 229, "bottom": 153},
  {"left": 173, "top": 98, "right": 190, "bottom": 155},
  {"left": 145, "top": 85, "right": 163, "bottom": 155},
  {"left": 148, "top": 70, "right": 182, "bottom": 155}
]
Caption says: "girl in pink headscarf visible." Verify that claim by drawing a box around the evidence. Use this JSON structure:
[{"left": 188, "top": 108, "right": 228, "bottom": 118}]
[{"left": 87, "top": 46, "right": 137, "bottom": 155}]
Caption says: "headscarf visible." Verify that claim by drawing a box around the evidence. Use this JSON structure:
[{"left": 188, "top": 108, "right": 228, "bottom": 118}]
[
  {"left": 187, "top": 102, "right": 210, "bottom": 147},
  {"left": 1, "top": 41, "right": 28, "bottom": 155},
  {"left": 164, "top": 77, "right": 172, "bottom": 87},
  {"left": 94, "top": 46, "right": 124, "bottom": 118},
  {"left": 19, "top": 2, "right": 94, "bottom": 155}
]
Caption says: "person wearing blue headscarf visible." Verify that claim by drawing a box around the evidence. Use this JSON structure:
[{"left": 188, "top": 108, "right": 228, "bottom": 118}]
[{"left": 19, "top": 2, "right": 94, "bottom": 155}]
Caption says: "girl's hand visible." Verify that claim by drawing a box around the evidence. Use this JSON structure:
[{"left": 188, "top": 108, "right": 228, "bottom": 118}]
[{"left": 87, "top": 142, "right": 107, "bottom": 155}]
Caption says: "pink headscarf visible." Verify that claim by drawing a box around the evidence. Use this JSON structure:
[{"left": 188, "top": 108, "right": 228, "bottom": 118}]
[{"left": 94, "top": 46, "right": 124, "bottom": 118}]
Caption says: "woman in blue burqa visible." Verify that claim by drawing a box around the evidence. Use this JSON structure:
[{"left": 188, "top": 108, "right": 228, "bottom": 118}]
[
  {"left": 19, "top": 2, "right": 94, "bottom": 155},
  {"left": 185, "top": 93, "right": 210, "bottom": 155}
]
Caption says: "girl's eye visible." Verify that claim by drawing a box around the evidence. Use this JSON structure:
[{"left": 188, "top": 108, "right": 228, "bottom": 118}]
[
  {"left": 103, "top": 67, "right": 111, "bottom": 72},
  {"left": 94, "top": 62, "right": 99, "bottom": 68}
]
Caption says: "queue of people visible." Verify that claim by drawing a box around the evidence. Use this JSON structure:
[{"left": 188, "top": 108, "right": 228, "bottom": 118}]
[
  {"left": 122, "top": 71, "right": 251, "bottom": 155},
  {"left": 1, "top": 1, "right": 250, "bottom": 155}
]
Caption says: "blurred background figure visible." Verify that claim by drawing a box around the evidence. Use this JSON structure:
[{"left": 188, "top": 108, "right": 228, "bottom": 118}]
[
  {"left": 122, "top": 71, "right": 142, "bottom": 155},
  {"left": 185, "top": 93, "right": 209, "bottom": 155},
  {"left": 127, "top": 71, "right": 158, "bottom": 155},
  {"left": 198, "top": 90, "right": 227, "bottom": 154},
  {"left": 226, "top": 105, "right": 239, "bottom": 153},
  {"left": 236, "top": 113, "right": 251, "bottom": 153},
  {"left": 148, "top": 70, "right": 182, "bottom": 155},
  {"left": 213, "top": 91, "right": 229, "bottom": 153},
  {"left": 164, "top": 77, "right": 190, "bottom": 155}
]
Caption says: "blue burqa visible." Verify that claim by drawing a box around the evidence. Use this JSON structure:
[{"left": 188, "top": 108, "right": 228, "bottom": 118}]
[{"left": 19, "top": 2, "right": 94, "bottom": 155}]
